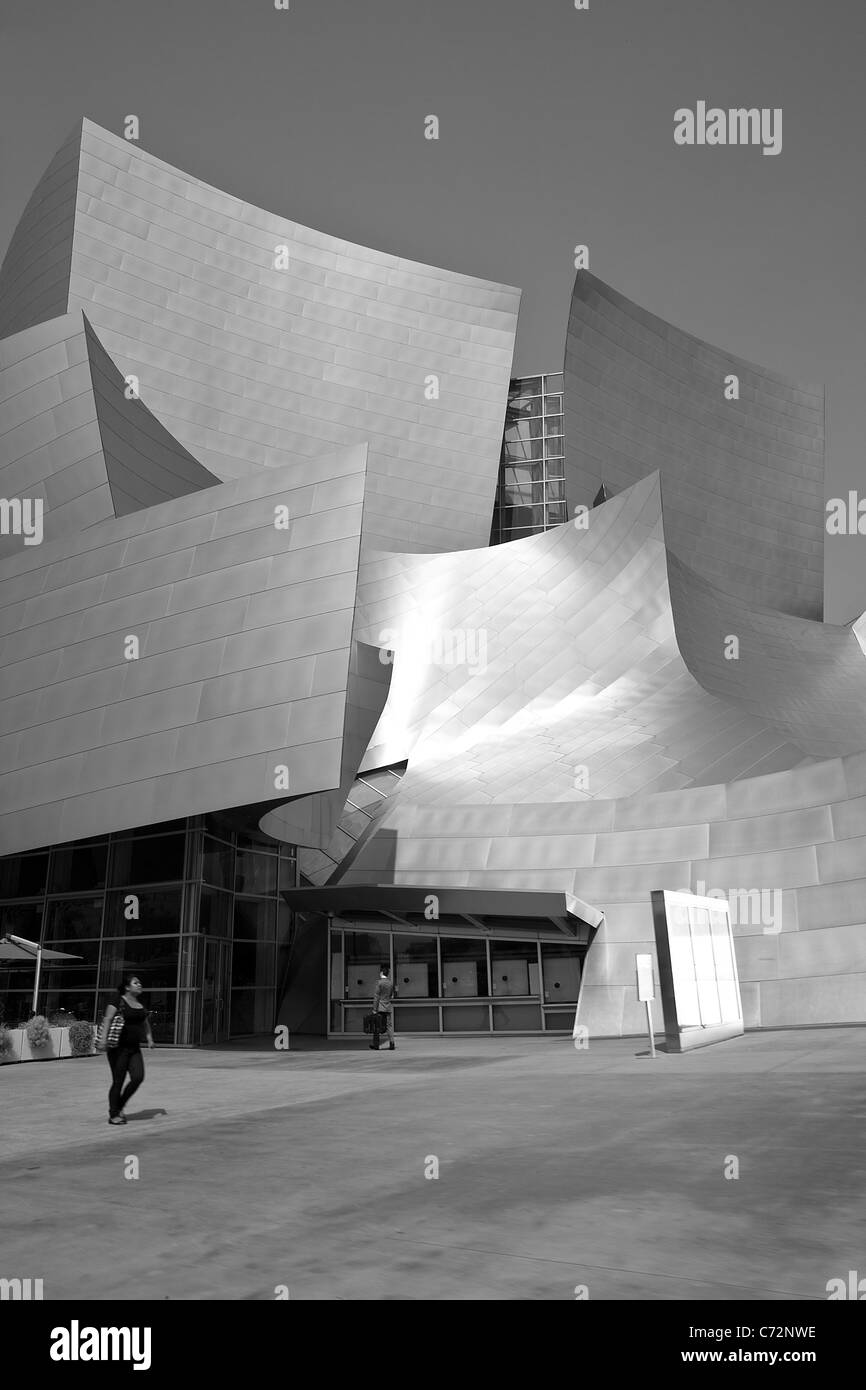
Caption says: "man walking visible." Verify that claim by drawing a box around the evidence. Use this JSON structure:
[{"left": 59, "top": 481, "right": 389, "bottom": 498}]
[{"left": 369, "top": 964, "right": 395, "bottom": 1051}]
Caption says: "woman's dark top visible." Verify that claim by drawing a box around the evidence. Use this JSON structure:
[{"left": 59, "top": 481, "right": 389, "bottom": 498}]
[{"left": 113, "top": 998, "right": 150, "bottom": 1049}]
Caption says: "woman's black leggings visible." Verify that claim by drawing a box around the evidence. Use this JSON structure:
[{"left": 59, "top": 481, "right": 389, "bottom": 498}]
[{"left": 107, "top": 1046, "right": 145, "bottom": 1117}]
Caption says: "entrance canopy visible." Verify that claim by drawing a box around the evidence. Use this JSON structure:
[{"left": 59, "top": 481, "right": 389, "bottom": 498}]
[{"left": 281, "top": 884, "right": 603, "bottom": 941}]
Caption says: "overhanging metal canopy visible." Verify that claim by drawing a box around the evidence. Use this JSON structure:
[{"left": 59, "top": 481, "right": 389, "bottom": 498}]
[{"left": 281, "top": 884, "right": 603, "bottom": 940}]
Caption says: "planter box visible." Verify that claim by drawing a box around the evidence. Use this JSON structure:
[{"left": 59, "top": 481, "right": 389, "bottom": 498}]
[
  {"left": 20, "top": 1028, "right": 57, "bottom": 1061},
  {"left": 0, "top": 1027, "right": 97, "bottom": 1062},
  {"left": 0, "top": 1029, "right": 23, "bottom": 1063}
]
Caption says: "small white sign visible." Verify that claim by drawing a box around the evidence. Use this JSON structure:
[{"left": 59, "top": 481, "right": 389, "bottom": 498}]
[{"left": 636, "top": 953, "right": 655, "bottom": 1001}]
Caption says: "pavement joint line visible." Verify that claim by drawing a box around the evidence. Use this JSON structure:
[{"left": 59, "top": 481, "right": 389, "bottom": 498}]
[{"left": 379, "top": 1236, "right": 823, "bottom": 1298}]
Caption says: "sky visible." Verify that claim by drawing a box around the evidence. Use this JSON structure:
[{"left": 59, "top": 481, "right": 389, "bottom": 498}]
[{"left": 1, "top": 0, "right": 864, "bottom": 620}]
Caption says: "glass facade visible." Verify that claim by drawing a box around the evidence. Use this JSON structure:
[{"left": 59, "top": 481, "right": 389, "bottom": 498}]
[
  {"left": 490, "top": 372, "right": 567, "bottom": 545},
  {"left": 0, "top": 816, "right": 297, "bottom": 1044},
  {"left": 328, "top": 921, "right": 585, "bottom": 1035}
]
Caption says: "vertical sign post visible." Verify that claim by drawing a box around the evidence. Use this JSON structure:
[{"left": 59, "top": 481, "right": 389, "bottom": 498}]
[{"left": 635, "top": 953, "right": 656, "bottom": 1058}]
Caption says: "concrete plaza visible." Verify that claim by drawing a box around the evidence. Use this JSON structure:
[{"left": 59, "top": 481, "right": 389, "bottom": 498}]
[{"left": 1, "top": 1027, "right": 864, "bottom": 1301}]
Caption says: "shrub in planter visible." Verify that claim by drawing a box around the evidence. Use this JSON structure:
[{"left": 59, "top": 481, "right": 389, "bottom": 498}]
[
  {"left": 68, "top": 1020, "right": 95, "bottom": 1056},
  {"left": 26, "top": 1014, "right": 52, "bottom": 1049},
  {"left": 0, "top": 1026, "right": 14, "bottom": 1059}
]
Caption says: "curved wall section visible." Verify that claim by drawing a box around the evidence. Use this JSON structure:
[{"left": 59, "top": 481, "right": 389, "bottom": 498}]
[
  {"left": 0, "top": 119, "right": 520, "bottom": 557},
  {"left": 339, "top": 753, "right": 866, "bottom": 1033},
  {"left": 0, "top": 444, "right": 369, "bottom": 856},
  {"left": 0, "top": 123, "right": 81, "bottom": 341},
  {"left": 564, "top": 272, "right": 825, "bottom": 619},
  {"left": 351, "top": 475, "right": 851, "bottom": 799}
]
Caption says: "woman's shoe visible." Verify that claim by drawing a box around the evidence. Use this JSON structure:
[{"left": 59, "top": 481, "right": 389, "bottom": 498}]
[{"left": 108, "top": 1116, "right": 125, "bottom": 1125}]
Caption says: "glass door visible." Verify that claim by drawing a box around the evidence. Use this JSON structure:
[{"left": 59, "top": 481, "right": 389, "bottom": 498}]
[{"left": 201, "top": 938, "right": 230, "bottom": 1044}]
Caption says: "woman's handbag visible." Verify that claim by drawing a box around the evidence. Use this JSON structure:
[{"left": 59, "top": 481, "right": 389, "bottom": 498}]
[
  {"left": 362, "top": 1012, "right": 377, "bottom": 1035},
  {"left": 98, "top": 1007, "right": 124, "bottom": 1050}
]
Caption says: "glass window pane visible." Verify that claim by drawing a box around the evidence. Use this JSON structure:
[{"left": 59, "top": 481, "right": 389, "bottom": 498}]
[
  {"left": 104, "top": 887, "right": 183, "bottom": 938},
  {"left": 544, "top": 414, "right": 563, "bottom": 435},
  {"left": 544, "top": 394, "right": 562, "bottom": 414},
  {"left": 41, "top": 963, "right": 98, "bottom": 992},
  {"left": 235, "top": 829, "right": 278, "bottom": 853},
  {"left": 513, "top": 394, "right": 542, "bottom": 416},
  {"left": 543, "top": 373, "right": 563, "bottom": 392},
  {"left": 546, "top": 503, "right": 568, "bottom": 525},
  {"left": 99, "top": 937, "right": 180, "bottom": 991},
  {"left": 230, "top": 989, "right": 274, "bottom": 1036},
  {"left": 231, "top": 940, "right": 274, "bottom": 988},
  {"left": 235, "top": 850, "right": 277, "bottom": 897},
  {"left": 0, "top": 903, "right": 43, "bottom": 937},
  {"left": 0, "top": 853, "right": 48, "bottom": 898},
  {"left": 545, "top": 479, "right": 565, "bottom": 501},
  {"left": 41, "top": 937, "right": 101, "bottom": 965},
  {"left": 200, "top": 887, "right": 231, "bottom": 937},
  {"left": 278, "top": 856, "right": 297, "bottom": 894},
  {"left": 202, "top": 837, "right": 233, "bottom": 889},
  {"left": 509, "top": 376, "right": 541, "bottom": 400},
  {"left": 503, "top": 504, "right": 545, "bottom": 528},
  {"left": 44, "top": 897, "right": 103, "bottom": 940},
  {"left": 38, "top": 992, "right": 97, "bottom": 1024},
  {"left": 490, "top": 940, "right": 539, "bottom": 997},
  {"left": 233, "top": 898, "right": 275, "bottom": 941},
  {"left": 441, "top": 938, "right": 488, "bottom": 997},
  {"left": 49, "top": 843, "right": 108, "bottom": 893},
  {"left": 505, "top": 416, "right": 544, "bottom": 441},
  {"left": 344, "top": 930, "right": 390, "bottom": 999},
  {"left": 503, "top": 439, "right": 543, "bottom": 464},
  {"left": 393, "top": 934, "right": 438, "bottom": 999},
  {"left": 541, "top": 943, "right": 583, "bottom": 1003},
  {"left": 110, "top": 834, "right": 186, "bottom": 887}
]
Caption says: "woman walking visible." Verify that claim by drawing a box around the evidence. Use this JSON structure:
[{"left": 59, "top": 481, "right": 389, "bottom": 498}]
[{"left": 99, "top": 974, "right": 154, "bottom": 1125}]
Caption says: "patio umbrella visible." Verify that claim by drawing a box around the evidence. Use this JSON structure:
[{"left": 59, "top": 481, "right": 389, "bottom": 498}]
[{"left": 0, "top": 935, "right": 82, "bottom": 1014}]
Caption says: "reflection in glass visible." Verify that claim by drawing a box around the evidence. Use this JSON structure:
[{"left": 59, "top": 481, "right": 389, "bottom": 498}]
[
  {"left": 110, "top": 834, "right": 186, "bottom": 887},
  {"left": 490, "top": 940, "right": 538, "bottom": 997},
  {"left": 235, "top": 850, "right": 277, "bottom": 897},
  {"left": 393, "top": 934, "right": 437, "bottom": 998},
  {"left": 99, "top": 936, "right": 180, "bottom": 990},
  {"left": 229, "top": 989, "right": 274, "bottom": 1036},
  {"left": 540, "top": 942, "right": 582, "bottom": 1002},
  {"left": 202, "top": 837, "right": 233, "bottom": 889},
  {"left": 44, "top": 897, "right": 103, "bottom": 940},
  {"left": 440, "top": 937, "right": 488, "bottom": 997},
  {"left": 234, "top": 898, "right": 276, "bottom": 941},
  {"left": 232, "top": 939, "right": 274, "bottom": 988},
  {"left": 49, "top": 843, "right": 108, "bottom": 893},
  {"left": 104, "top": 888, "right": 182, "bottom": 938},
  {"left": 0, "top": 853, "right": 48, "bottom": 898},
  {"left": 200, "top": 887, "right": 231, "bottom": 937},
  {"left": 344, "top": 930, "right": 390, "bottom": 1000}
]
